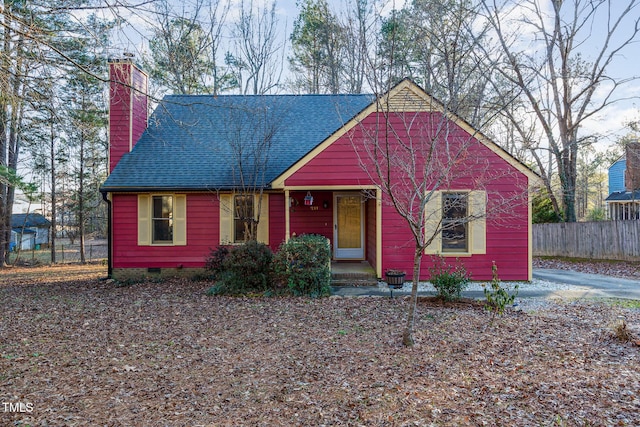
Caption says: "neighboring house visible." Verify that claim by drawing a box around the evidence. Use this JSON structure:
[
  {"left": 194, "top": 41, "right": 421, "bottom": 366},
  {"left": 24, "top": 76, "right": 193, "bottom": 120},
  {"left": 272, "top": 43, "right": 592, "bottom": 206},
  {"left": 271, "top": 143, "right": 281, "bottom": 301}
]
[
  {"left": 608, "top": 157, "right": 626, "bottom": 194},
  {"left": 606, "top": 143, "right": 640, "bottom": 220},
  {"left": 10, "top": 228, "right": 37, "bottom": 251},
  {"left": 10, "top": 213, "right": 51, "bottom": 250},
  {"left": 101, "top": 59, "right": 537, "bottom": 281}
]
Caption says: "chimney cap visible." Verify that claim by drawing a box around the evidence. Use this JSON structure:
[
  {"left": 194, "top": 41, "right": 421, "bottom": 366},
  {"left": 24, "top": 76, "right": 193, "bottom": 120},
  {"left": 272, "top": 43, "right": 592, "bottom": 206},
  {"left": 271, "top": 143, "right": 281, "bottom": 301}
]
[{"left": 108, "top": 51, "right": 137, "bottom": 64}]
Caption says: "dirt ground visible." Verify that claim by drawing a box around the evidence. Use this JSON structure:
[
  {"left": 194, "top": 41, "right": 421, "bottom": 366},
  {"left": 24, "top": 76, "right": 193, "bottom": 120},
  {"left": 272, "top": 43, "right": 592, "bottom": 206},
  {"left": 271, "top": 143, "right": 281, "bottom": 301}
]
[{"left": 1, "top": 262, "right": 639, "bottom": 426}]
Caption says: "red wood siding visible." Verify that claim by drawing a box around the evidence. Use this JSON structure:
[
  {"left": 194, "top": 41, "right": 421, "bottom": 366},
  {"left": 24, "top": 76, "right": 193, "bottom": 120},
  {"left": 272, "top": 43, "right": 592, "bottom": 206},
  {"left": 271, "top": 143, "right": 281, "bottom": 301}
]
[
  {"left": 284, "top": 138, "right": 371, "bottom": 187},
  {"left": 285, "top": 111, "right": 531, "bottom": 280},
  {"left": 289, "top": 191, "right": 334, "bottom": 244},
  {"left": 112, "top": 193, "right": 218, "bottom": 268}
]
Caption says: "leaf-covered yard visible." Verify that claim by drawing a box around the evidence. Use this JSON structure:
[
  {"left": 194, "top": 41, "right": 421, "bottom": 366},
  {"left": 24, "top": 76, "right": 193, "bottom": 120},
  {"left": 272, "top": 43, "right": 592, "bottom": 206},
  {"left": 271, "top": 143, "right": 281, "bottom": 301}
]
[{"left": 1, "top": 264, "right": 639, "bottom": 426}]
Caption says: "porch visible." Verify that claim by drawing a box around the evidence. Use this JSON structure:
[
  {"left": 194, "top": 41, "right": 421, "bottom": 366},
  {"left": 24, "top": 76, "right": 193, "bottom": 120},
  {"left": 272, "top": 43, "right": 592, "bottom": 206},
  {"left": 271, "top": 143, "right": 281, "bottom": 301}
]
[
  {"left": 330, "top": 261, "right": 378, "bottom": 286},
  {"left": 284, "top": 187, "right": 383, "bottom": 279}
]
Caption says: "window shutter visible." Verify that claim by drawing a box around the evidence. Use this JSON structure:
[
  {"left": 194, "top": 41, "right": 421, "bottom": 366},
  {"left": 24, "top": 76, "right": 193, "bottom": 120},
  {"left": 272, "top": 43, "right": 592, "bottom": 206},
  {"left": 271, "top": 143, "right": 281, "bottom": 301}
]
[
  {"left": 470, "top": 190, "right": 486, "bottom": 254},
  {"left": 424, "top": 191, "right": 442, "bottom": 254},
  {"left": 256, "top": 193, "right": 269, "bottom": 245},
  {"left": 173, "top": 194, "right": 187, "bottom": 246},
  {"left": 138, "top": 194, "right": 151, "bottom": 245},
  {"left": 219, "top": 194, "right": 232, "bottom": 244}
]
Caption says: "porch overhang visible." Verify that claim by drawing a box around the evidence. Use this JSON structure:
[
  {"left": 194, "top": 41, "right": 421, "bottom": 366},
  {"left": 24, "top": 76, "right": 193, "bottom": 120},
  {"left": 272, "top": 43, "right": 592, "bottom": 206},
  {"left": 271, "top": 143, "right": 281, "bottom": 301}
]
[{"left": 280, "top": 185, "right": 382, "bottom": 279}]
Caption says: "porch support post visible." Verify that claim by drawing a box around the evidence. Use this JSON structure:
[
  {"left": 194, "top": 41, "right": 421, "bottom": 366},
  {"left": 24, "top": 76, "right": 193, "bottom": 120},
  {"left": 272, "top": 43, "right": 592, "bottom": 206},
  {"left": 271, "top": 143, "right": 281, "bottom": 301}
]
[
  {"left": 284, "top": 188, "right": 290, "bottom": 241},
  {"left": 376, "top": 187, "right": 382, "bottom": 279}
]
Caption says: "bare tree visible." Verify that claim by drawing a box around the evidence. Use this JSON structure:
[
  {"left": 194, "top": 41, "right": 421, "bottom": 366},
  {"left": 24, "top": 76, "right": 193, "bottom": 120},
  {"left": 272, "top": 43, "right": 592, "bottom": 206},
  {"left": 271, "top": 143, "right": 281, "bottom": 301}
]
[
  {"left": 480, "top": 0, "right": 640, "bottom": 222},
  {"left": 215, "top": 98, "right": 290, "bottom": 241},
  {"left": 350, "top": 81, "right": 531, "bottom": 346},
  {"left": 353, "top": 2, "right": 533, "bottom": 345},
  {"left": 339, "top": 0, "right": 376, "bottom": 93},
  {"left": 1, "top": 0, "right": 35, "bottom": 266},
  {"left": 226, "top": 0, "right": 286, "bottom": 95}
]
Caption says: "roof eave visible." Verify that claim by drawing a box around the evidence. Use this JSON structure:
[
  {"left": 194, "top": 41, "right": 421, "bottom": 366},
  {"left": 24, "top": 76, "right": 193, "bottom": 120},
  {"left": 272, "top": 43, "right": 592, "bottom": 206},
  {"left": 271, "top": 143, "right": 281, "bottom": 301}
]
[{"left": 100, "top": 185, "right": 274, "bottom": 194}]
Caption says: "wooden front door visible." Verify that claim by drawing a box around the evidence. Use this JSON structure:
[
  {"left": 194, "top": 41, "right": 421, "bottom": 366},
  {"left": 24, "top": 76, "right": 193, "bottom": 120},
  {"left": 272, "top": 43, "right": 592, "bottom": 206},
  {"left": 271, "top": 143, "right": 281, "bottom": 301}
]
[{"left": 334, "top": 193, "right": 364, "bottom": 259}]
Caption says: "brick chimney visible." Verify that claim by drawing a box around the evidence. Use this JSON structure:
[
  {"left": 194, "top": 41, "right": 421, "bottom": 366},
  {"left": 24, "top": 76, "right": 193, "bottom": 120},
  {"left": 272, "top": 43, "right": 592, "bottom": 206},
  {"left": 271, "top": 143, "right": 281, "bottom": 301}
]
[
  {"left": 625, "top": 141, "right": 640, "bottom": 192},
  {"left": 108, "top": 58, "right": 148, "bottom": 173}
]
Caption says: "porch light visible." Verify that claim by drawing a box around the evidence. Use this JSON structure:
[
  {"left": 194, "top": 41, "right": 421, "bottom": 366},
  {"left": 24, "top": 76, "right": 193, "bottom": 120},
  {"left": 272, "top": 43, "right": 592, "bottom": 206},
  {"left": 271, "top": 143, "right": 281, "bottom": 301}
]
[{"left": 304, "top": 191, "right": 314, "bottom": 206}]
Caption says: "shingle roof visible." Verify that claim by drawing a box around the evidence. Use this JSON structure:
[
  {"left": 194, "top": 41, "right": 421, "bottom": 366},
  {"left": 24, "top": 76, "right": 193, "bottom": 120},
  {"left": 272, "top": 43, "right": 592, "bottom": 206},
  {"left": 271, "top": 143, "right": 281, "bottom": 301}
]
[
  {"left": 11, "top": 213, "right": 51, "bottom": 228},
  {"left": 102, "top": 94, "right": 373, "bottom": 192},
  {"left": 606, "top": 190, "right": 640, "bottom": 201}
]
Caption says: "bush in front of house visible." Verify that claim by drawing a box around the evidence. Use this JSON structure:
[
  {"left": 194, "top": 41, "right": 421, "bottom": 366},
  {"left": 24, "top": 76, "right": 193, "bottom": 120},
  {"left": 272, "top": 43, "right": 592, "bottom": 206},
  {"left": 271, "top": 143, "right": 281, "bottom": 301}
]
[
  {"left": 272, "top": 234, "right": 331, "bottom": 298},
  {"left": 428, "top": 255, "right": 470, "bottom": 301},
  {"left": 204, "top": 245, "right": 230, "bottom": 279},
  {"left": 207, "top": 240, "right": 273, "bottom": 295}
]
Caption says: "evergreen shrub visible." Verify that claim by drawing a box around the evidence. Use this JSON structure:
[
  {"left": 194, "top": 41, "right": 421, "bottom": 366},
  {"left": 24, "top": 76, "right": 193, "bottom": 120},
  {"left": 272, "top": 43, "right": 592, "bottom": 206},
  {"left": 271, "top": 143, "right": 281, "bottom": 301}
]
[
  {"left": 207, "top": 241, "right": 272, "bottom": 295},
  {"left": 273, "top": 234, "right": 331, "bottom": 297},
  {"left": 204, "top": 245, "right": 230, "bottom": 279},
  {"left": 428, "top": 255, "right": 470, "bottom": 301}
]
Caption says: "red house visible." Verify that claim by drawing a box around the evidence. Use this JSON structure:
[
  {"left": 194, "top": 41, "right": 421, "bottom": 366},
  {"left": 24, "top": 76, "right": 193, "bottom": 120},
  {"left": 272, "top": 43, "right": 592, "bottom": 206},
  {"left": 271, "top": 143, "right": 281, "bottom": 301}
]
[{"left": 101, "top": 59, "right": 537, "bottom": 282}]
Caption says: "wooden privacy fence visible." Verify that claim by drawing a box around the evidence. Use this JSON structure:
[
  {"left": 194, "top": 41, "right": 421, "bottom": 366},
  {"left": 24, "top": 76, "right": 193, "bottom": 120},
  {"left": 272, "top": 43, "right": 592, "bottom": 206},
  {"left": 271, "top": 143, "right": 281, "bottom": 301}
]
[{"left": 533, "top": 221, "right": 640, "bottom": 261}]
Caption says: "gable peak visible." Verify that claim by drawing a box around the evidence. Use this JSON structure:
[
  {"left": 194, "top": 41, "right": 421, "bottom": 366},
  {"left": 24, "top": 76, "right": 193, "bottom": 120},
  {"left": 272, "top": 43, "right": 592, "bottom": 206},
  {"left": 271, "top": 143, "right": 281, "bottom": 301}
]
[{"left": 379, "top": 79, "right": 435, "bottom": 112}]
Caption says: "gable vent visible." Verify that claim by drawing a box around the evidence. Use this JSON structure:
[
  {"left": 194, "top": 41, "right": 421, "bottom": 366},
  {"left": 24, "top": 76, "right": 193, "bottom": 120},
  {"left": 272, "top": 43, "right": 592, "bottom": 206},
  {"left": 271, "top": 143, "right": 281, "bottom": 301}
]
[{"left": 384, "top": 87, "right": 433, "bottom": 112}]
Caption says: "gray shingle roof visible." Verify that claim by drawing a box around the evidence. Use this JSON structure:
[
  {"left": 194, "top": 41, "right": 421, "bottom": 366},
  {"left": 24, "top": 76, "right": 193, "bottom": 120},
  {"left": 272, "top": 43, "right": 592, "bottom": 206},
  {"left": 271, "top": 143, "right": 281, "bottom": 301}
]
[
  {"left": 11, "top": 213, "right": 51, "bottom": 228},
  {"left": 102, "top": 94, "right": 373, "bottom": 192},
  {"left": 606, "top": 190, "right": 640, "bottom": 201}
]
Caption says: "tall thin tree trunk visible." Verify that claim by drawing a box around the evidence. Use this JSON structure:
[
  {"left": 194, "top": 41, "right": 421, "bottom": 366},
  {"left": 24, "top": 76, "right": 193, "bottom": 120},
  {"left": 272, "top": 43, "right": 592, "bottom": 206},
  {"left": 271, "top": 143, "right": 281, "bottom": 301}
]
[
  {"left": 402, "top": 245, "right": 423, "bottom": 347},
  {"left": 79, "top": 126, "right": 86, "bottom": 263},
  {"left": 50, "top": 119, "right": 56, "bottom": 264}
]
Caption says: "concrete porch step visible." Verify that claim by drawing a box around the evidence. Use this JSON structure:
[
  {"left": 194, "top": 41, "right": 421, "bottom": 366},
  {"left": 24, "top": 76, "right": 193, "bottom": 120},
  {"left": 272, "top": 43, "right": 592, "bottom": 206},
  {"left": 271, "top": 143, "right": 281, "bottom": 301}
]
[
  {"left": 331, "top": 277, "right": 379, "bottom": 287},
  {"left": 330, "top": 261, "right": 378, "bottom": 287}
]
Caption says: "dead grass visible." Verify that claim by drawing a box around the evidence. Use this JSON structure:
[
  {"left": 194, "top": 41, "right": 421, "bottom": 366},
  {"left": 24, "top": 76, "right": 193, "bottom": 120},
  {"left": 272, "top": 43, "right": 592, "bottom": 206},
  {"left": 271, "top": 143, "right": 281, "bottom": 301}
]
[
  {"left": 0, "top": 263, "right": 107, "bottom": 286},
  {"left": 0, "top": 265, "right": 639, "bottom": 426}
]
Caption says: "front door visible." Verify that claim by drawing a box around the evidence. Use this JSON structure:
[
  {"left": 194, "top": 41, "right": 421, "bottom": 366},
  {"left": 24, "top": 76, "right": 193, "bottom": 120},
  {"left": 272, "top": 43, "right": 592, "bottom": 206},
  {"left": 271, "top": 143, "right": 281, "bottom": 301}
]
[{"left": 334, "top": 193, "right": 364, "bottom": 259}]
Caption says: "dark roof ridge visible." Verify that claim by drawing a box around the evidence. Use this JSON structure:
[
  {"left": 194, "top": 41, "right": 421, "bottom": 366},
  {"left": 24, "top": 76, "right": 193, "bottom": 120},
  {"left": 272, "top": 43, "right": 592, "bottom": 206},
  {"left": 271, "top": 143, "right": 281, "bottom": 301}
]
[{"left": 162, "top": 93, "right": 373, "bottom": 99}]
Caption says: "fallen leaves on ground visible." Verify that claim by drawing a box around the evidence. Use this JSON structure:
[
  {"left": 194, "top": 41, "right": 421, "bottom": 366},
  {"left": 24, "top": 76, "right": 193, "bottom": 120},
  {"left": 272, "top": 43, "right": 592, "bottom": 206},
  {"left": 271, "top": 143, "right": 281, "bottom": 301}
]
[{"left": 1, "top": 267, "right": 639, "bottom": 426}]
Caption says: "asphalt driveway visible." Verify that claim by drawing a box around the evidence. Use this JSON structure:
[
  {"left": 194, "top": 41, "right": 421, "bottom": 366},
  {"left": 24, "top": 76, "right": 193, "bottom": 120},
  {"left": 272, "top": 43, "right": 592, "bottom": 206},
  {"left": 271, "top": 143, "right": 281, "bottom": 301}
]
[
  {"left": 532, "top": 269, "right": 640, "bottom": 300},
  {"left": 332, "top": 269, "right": 640, "bottom": 300}
]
